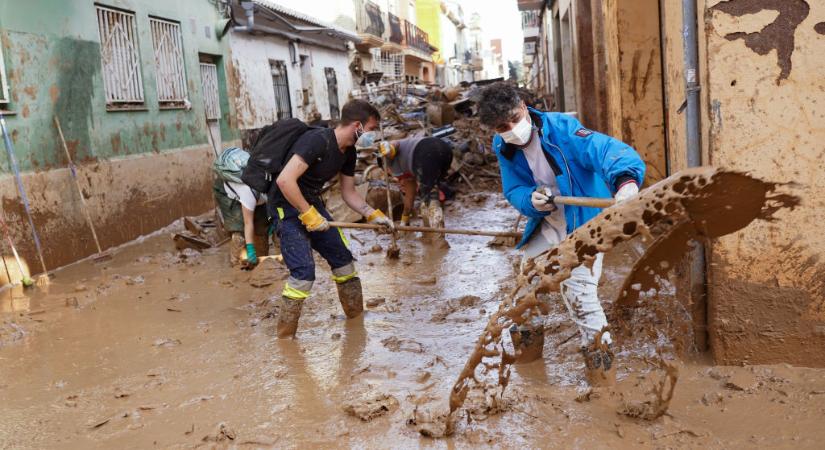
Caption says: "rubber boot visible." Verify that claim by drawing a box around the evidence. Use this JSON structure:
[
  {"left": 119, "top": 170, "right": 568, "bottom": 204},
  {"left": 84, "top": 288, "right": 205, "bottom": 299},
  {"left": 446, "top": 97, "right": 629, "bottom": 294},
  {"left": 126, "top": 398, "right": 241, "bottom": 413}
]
[
  {"left": 276, "top": 296, "right": 304, "bottom": 339},
  {"left": 508, "top": 315, "right": 545, "bottom": 364},
  {"left": 336, "top": 277, "right": 364, "bottom": 319},
  {"left": 426, "top": 203, "right": 450, "bottom": 248},
  {"left": 582, "top": 337, "right": 616, "bottom": 387}
]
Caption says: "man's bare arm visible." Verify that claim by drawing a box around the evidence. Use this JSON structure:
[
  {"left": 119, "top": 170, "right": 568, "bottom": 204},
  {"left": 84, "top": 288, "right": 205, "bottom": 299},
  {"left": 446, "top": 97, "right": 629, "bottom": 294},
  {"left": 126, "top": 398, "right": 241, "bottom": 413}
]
[
  {"left": 275, "top": 155, "right": 311, "bottom": 213},
  {"left": 340, "top": 174, "right": 374, "bottom": 217}
]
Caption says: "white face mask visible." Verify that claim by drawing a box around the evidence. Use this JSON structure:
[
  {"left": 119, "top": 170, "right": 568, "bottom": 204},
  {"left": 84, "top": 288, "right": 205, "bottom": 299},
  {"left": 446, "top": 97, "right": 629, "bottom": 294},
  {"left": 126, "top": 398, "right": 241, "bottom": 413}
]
[{"left": 500, "top": 115, "right": 533, "bottom": 146}]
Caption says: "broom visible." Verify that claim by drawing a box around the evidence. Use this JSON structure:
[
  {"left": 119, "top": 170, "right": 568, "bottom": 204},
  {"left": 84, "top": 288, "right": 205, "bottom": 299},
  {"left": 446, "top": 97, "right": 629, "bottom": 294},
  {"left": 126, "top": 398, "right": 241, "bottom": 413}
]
[{"left": 0, "top": 112, "right": 50, "bottom": 286}]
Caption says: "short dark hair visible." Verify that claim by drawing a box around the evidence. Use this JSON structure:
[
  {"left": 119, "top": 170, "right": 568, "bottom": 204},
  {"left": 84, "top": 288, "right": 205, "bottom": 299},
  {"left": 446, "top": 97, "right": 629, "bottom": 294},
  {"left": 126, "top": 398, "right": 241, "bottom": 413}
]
[
  {"left": 340, "top": 99, "right": 381, "bottom": 126},
  {"left": 478, "top": 82, "right": 522, "bottom": 128}
]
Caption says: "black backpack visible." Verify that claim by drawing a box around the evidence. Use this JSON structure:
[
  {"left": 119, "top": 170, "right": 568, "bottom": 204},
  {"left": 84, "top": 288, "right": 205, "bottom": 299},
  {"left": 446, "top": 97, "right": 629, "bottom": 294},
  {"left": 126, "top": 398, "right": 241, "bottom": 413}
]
[{"left": 240, "top": 118, "right": 314, "bottom": 193}]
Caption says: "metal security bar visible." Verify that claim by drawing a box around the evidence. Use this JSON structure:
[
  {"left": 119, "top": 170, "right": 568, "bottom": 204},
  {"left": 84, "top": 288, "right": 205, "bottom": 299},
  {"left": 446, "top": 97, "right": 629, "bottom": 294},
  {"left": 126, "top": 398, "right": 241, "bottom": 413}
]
[
  {"left": 370, "top": 49, "right": 403, "bottom": 81},
  {"left": 96, "top": 5, "right": 144, "bottom": 104},
  {"left": 150, "top": 17, "right": 188, "bottom": 104},
  {"left": 269, "top": 60, "right": 292, "bottom": 120},
  {"left": 199, "top": 63, "right": 220, "bottom": 120},
  {"left": 324, "top": 68, "right": 340, "bottom": 121},
  {"left": 0, "top": 44, "right": 9, "bottom": 104}
]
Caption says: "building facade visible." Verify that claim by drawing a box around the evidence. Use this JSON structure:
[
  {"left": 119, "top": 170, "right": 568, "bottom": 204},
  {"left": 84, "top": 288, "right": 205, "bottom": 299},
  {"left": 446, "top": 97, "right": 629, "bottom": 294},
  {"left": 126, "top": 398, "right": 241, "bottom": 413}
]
[
  {"left": 353, "top": 0, "right": 436, "bottom": 86},
  {"left": 0, "top": 0, "right": 236, "bottom": 270},
  {"left": 522, "top": 0, "right": 825, "bottom": 367},
  {"left": 225, "top": 0, "right": 358, "bottom": 127}
]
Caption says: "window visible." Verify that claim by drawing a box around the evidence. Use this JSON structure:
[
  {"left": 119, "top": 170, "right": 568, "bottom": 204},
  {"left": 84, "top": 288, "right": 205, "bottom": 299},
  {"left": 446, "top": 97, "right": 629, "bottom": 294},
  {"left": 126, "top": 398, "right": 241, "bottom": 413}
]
[
  {"left": 150, "top": 17, "right": 188, "bottom": 107},
  {"left": 96, "top": 5, "right": 145, "bottom": 107},
  {"left": 269, "top": 60, "right": 292, "bottom": 120},
  {"left": 199, "top": 62, "right": 220, "bottom": 120},
  {"left": 370, "top": 49, "right": 403, "bottom": 81},
  {"left": 324, "top": 68, "right": 340, "bottom": 121},
  {"left": 0, "top": 44, "right": 9, "bottom": 104}
]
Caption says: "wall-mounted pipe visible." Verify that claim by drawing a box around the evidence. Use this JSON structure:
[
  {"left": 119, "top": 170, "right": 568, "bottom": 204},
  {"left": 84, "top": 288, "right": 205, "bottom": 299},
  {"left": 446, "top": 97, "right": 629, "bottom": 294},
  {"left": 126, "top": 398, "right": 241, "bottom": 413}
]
[
  {"left": 233, "top": 1, "right": 255, "bottom": 33},
  {"left": 682, "top": 0, "right": 701, "bottom": 167},
  {"left": 682, "top": 0, "right": 708, "bottom": 351}
]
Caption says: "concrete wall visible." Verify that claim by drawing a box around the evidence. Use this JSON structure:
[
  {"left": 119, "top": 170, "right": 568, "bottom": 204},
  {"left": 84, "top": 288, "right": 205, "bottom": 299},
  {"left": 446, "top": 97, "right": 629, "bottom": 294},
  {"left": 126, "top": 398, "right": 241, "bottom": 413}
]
[
  {"left": 227, "top": 32, "right": 352, "bottom": 128},
  {"left": 0, "top": 0, "right": 236, "bottom": 271},
  {"left": 702, "top": 0, "right": 825, "bottom": 366}
]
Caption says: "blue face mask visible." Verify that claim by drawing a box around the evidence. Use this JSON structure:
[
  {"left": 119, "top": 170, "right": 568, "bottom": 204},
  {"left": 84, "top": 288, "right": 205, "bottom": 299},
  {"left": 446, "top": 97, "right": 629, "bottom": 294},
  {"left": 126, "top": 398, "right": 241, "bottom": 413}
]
[{"left": 355, "top": 130, "right": 380, "bottom": 149}]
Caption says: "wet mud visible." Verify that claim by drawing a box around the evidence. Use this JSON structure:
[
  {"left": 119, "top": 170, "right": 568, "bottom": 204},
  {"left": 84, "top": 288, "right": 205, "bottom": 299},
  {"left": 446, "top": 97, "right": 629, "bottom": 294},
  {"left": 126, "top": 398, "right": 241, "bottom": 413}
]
[
  {"left": 448, "top": 168, "right": 799, "bottom": 429},
  {"left": 1, "top": 174, "right": 823, "bottom": 449}
]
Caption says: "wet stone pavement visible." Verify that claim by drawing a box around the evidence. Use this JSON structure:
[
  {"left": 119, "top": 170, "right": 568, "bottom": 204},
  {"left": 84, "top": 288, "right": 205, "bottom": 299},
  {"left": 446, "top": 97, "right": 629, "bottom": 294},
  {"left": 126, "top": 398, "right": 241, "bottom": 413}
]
[{"left": 1, "top": 191, "right": 825, "bottom": 449}]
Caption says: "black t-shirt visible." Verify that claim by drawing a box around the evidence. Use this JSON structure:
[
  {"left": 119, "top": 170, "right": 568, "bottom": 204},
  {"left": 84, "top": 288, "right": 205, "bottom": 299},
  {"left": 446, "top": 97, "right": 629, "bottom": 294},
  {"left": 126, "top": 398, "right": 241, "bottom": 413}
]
[{"left": 271, "top": 128, "right": 356, "bottom": 208}]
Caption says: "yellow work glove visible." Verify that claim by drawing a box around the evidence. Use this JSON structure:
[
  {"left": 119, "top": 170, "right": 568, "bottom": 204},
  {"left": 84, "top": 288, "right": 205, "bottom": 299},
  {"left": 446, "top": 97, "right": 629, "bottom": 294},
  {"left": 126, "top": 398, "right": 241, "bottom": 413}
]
[
  {"left": 366, "top": 209, "right": 394, "bottom": 231},
  {"left": 378, "top": 141, "right": 396, "bottom": 159},
  {"left": 400, "top": 213, "right": 411, "bottom": 227},
  {"left": 299, "top": 205, "right": 330, "bottom": 232}
]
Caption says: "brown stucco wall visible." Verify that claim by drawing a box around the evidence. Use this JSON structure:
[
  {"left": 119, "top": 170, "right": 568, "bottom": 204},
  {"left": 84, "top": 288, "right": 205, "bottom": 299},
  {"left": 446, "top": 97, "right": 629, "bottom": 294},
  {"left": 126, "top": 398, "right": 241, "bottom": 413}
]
[
  {"left": 704, "top": 0, "right": 825, "bottom": 366},
  {"left": 615, "top": 0, "right": 668, "bottom": 184},
  {"left": 0, "top": 144, "right": 230, "bottom": 272}
]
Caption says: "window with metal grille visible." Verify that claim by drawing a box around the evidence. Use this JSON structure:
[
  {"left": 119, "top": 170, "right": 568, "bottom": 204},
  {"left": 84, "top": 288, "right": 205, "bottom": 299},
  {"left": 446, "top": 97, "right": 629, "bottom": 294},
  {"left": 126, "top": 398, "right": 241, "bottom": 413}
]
[
  {"left": 324, "top": 68, "right": 340, "bottom": 121},
  {"left": 370, "top": 49, "right": 403, "bottom": 81},
  {"left": 0, "top": 43, "right": 9, "bottom": 104},
  {"left": 150, "top": 17, "right": 188, "bottom": 106},
  {"left": 96, "top": 5, "right": 145, "bottom": 106},
  {"left": 199, "top": 63, "right": 220, "bottom": 120},
  {"left": 270, "top": 60, "right": 292, "bottom": 120}
]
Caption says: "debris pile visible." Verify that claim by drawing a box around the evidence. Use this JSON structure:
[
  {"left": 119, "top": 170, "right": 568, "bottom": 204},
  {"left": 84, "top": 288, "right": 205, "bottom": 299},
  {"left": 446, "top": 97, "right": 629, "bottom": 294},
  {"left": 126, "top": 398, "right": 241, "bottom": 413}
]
[{"left": 344, "top": 79, "right": 517, "bottom": 213}]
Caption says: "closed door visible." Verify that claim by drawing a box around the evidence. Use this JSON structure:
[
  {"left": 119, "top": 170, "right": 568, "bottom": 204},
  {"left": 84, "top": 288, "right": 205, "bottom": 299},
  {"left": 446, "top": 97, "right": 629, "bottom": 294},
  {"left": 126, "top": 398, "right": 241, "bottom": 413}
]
[{"left": 270, "top": 60, "right": 292, "bottom": 120}]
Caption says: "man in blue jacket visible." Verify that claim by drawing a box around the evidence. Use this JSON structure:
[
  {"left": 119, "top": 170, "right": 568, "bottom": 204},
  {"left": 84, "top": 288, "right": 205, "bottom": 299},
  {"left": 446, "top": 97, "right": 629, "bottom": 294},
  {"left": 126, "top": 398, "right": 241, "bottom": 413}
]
[{"left": 478, "top": 82, "right": 645, "bottom": 385}]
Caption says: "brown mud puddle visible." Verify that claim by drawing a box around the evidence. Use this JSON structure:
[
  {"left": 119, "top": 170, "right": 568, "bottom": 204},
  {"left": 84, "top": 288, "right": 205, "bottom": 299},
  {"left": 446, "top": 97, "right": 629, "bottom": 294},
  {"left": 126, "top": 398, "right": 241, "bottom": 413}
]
[{"left": 1, "top": 182, "right": 824, "bottom": 449}]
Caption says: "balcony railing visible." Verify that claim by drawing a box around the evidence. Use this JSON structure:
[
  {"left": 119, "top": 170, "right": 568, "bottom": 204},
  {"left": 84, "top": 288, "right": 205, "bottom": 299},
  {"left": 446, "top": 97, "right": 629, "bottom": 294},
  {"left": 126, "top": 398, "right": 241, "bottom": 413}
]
[
  {"left": 403, "top": 19, "right": 431, "bottom": 53},
  {"left": 388, "top": 12, "right": 404, "bottom": 44},
  {"left": 355, "top": 0, "right": 385, "bottom": 38}
]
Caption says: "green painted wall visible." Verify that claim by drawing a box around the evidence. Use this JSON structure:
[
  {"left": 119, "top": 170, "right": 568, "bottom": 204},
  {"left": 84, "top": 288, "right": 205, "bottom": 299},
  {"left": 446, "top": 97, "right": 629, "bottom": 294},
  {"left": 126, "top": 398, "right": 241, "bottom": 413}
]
[{"left": 0, "top": 0, "right": 237, "bottom": 173}]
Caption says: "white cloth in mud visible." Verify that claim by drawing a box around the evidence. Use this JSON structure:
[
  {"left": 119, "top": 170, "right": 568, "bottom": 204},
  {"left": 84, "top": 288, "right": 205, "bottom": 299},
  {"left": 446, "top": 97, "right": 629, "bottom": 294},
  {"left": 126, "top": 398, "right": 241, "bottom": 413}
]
[
  {"left": 224, "top": 181, "right": 266, "bottom": 211},
  {"left": 519, "top": 129, "right": 611, "bottom": 346}
]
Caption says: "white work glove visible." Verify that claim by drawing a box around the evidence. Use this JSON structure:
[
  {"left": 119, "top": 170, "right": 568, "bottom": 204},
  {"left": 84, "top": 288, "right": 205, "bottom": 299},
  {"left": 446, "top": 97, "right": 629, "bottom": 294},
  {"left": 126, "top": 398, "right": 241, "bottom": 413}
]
[
  {"left": 531, "top": 188, "right": 557, "bottom": 212},
  {"left": 614, "top": 181, "right": 640, "bottom": 203}
]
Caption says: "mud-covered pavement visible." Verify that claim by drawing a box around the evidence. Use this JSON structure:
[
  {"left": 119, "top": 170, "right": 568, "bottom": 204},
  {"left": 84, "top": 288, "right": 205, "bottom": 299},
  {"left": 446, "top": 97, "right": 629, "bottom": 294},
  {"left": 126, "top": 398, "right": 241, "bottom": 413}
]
[{"left": 2, "top": 191, "right": 825, "bottom": 449}]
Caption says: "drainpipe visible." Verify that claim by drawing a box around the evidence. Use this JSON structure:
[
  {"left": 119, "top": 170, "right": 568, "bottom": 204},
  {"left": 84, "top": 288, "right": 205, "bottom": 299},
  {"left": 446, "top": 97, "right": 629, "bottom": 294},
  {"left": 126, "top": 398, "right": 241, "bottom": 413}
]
[
  {"left": 683, "top": 0, "right": 701, "bottom": 167},
  {"left": 682, "top": 0, "right": 708, "bottom": 351},
  {"left": 233, "top": 1, "right": 256, "bottom": 32}
]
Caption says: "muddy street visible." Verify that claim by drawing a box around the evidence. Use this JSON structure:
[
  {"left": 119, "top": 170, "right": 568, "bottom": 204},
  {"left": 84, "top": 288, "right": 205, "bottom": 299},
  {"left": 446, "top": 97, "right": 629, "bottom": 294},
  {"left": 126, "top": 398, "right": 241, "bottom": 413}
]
[{"left": 0, "top": 190, "right": 822, "bottom": 449}]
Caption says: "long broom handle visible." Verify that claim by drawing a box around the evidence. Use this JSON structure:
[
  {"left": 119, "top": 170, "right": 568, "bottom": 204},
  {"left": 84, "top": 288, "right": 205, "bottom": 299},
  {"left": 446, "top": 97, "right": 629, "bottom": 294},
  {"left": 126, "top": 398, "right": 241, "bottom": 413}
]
[
  {"left": 0, "top": 113, "right": 49, "bottom": 276},
  {"left": 54, "top": 116, "right": 103, "bottom": 254},
  {"left": 329, "top": 221, "right": 522, "bottom": 238}
]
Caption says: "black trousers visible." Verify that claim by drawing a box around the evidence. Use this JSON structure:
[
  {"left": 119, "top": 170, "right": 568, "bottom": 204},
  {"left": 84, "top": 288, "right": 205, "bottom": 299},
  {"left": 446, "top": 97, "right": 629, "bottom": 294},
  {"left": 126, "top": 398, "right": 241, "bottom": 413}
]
[{"left": 411, "top": 137, "right": 453, "bottom": 204}]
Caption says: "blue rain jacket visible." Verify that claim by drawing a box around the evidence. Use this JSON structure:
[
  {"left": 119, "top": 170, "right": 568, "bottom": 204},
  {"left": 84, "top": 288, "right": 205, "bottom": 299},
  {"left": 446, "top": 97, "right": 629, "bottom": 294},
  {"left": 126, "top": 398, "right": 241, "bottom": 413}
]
[{"left": 494, "top": 108, "right": 646, "bottom": 248}]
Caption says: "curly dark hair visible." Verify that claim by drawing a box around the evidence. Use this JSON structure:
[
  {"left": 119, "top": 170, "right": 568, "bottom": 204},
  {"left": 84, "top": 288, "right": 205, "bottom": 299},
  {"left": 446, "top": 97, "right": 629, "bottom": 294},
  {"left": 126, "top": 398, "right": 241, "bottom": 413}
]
[{"left": 478, "top": 82, "right": 523, "bottom": 128}]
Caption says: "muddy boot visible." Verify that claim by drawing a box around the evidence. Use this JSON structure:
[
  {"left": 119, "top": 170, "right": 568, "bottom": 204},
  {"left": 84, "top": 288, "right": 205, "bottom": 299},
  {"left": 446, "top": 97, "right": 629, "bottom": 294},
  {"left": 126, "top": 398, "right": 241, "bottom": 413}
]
[
  {"left": 508, "top": 315, "right": 545, "bottom": 364},
  {"left": 426, "top": 203, "right": 450, "bottom": 248},
  {"left": 582, "top": 339, "right": 616, "bottom": 387},
  {"left": 336, "top": 277, "right": 364, "bottom": 319},
  {"left": 275, "top": 296, "right": 304, "bottom": 339}
]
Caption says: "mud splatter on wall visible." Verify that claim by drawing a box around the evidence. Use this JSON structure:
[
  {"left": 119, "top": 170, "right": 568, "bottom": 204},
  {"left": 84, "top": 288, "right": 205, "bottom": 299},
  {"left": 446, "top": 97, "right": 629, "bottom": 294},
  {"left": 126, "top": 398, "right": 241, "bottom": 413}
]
[
  {"left": 705, "top": 0, "right": 825, "bottom": 366},
  {"left": 709, "top": 0, "right": 810, "bottom": 83}
]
